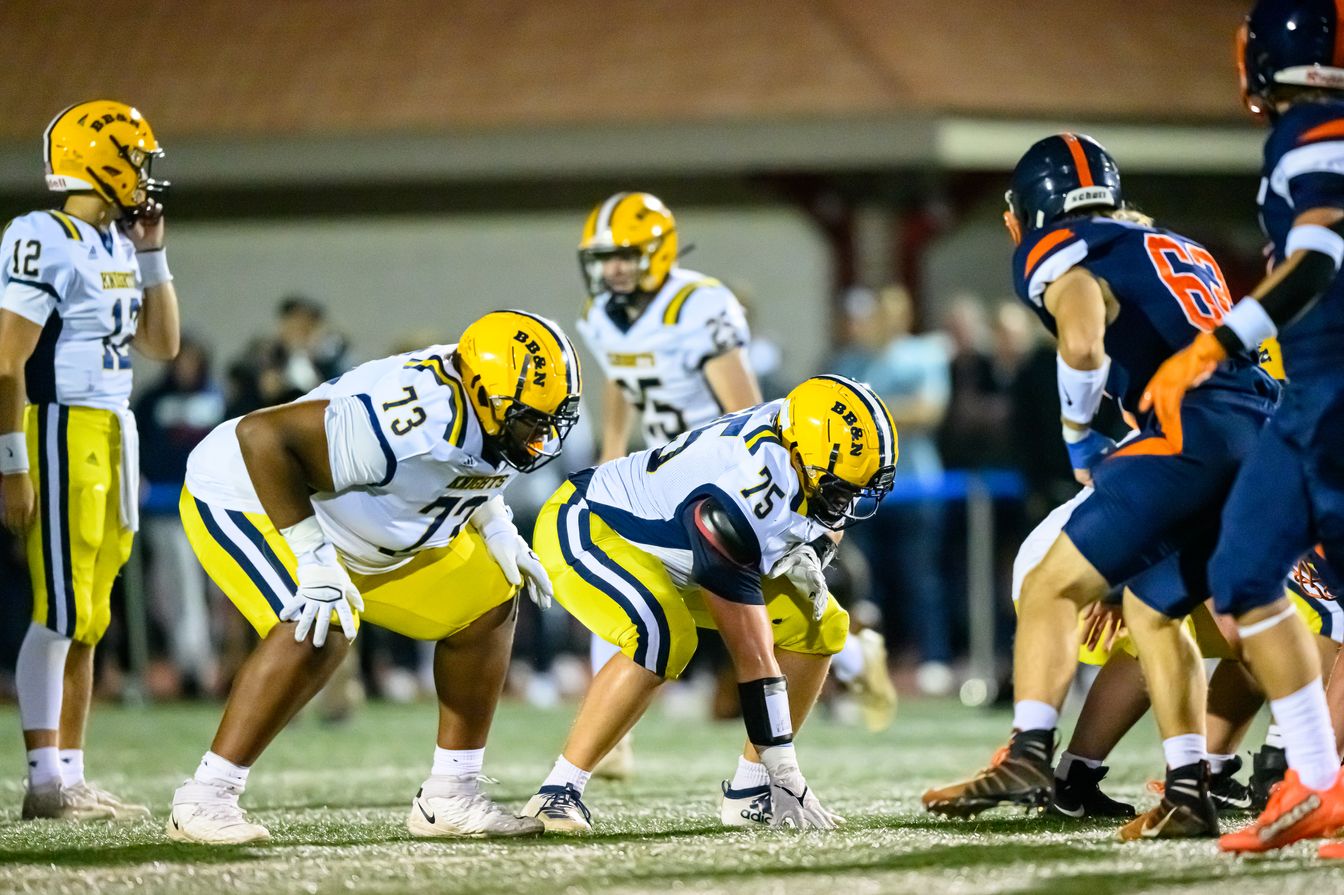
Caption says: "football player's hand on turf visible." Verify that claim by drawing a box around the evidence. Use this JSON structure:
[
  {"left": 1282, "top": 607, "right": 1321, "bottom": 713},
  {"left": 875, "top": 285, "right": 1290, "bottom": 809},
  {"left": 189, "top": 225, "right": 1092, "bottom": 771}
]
[
  {"left": 1139, "top": 332, "right": 1227, "bottom": 454},
  {"left": 280, "top": 542, "right": 364, "bottom": 647},
  {"left": 472, "top": 497, "right": 554, "bottom": 609},
  {"left": 1081, "top": 600, "right": 1124, "bottom": 652},
  {"left": 769, "top": 775, "right": 845, "bottom": 830},
  {"left": 1, "top": 472, "right": 36, "bottom": 536},
  {"left": 771, "top": 546, "right": 828, "bottom": 621}
]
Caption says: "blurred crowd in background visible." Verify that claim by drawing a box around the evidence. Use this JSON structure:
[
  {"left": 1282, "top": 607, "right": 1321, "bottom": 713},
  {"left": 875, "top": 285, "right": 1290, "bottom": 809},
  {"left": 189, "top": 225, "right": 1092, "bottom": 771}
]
[{"left": 0, "top": 285, "right": 1074, "bottom": 715}]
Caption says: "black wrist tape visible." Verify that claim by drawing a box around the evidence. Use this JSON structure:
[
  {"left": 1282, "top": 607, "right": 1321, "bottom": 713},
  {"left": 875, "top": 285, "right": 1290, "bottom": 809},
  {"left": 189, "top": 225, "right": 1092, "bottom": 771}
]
[{"left": 739, "top": 676, "right": 793, "bottom": 747}]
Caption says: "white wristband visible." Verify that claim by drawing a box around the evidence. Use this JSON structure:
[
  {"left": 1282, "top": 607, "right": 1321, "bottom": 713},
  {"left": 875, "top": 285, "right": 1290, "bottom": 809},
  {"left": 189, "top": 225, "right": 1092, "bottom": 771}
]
[
  {"left": 280, "top": 515, "right": 326, "bottom": 560},
  {"left": 137, "top": 248, "right": 172, "bottom": 288},
  {"left": 0, "top": 432, "right": 28, "bottom": 475},
  {"left": 1056, "top": 354, "right": 1110, "bottom": 427},
  {"left": 1221, "top": 299, "right": 1278, "bottom": 352}
]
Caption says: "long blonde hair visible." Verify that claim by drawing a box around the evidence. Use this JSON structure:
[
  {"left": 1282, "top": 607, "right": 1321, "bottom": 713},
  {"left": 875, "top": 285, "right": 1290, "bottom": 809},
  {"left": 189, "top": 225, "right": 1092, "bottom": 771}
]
[{"left": 1098, "top": 206, "right": 1154, "bottom": 227}]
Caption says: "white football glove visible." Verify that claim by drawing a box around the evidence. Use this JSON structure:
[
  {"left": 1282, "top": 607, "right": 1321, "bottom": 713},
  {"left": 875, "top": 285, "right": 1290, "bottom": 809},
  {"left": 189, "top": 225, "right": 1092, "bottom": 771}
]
[
  {"left": 471, "top": 497, "right": 554, "bottom": 610},
  {"left": 770, "top": 545, "right": 828, "bottom": 621},
  {"left": 758, "top": 745, "right": 844, "bottom": 830},
  {"left": 279, "top": 541, "right": 364, "bottom": 648}
]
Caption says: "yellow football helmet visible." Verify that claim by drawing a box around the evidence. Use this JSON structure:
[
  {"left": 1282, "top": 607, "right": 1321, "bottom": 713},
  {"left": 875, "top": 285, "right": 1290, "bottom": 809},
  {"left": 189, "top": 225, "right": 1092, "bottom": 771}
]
[
  {"left": 779, "top": 375, "right": 898, "bottom": 529},
  {"left": 455, "top": 310, "right": 583, "bottom": 472},
  {"left": 44, "top": 100, "right": 167, "bottom": 213},
  {"left": 578, "top": 192, "right": 678, "bottom": 296}
]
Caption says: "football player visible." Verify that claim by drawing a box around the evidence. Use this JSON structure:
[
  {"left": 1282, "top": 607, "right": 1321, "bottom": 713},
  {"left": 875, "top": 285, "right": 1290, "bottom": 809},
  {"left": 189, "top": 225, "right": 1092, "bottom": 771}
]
[
  {"left": 1142, "top": 0, "right": 1344, "bottom": 854},
  {"left": 165, "top": 310, "right": 582, "bottom": 844},
  {"left": 923, "top": 134, "right": 1280, "bottom": 840},
  {"left": 574, "top": 192, "right": 896, "bottom": 775},
  {"left": 0, "top": 101, "right": 179, "bottom": 821},
  {"left": 520, "top": 375, "right": 897, "bottom": 832},
  {"left": 1012, "top": 488, "right": 1344, "bottom": 820}
]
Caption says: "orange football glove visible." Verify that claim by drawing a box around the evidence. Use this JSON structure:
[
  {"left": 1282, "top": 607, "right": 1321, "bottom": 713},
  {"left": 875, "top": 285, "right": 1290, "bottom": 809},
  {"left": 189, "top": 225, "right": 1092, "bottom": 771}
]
[{"left": 1139, "top": 332, "right": 1227, "bottom": 453}]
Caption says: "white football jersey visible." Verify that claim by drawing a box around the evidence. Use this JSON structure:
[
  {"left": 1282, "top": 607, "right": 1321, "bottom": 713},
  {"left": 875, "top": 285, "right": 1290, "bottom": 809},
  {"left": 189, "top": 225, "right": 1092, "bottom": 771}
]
[
  {"left": 186, "top": 346, "right": 517, "bottom": 575},
  {"left": 576, "top": 267, "right": 750, "bottom": 448},
  {"left": 0, "top": 210, "right": 144, "bottom": 410},
  {"left": 580, "top": 400, "right": 825, "bottom": 583}
]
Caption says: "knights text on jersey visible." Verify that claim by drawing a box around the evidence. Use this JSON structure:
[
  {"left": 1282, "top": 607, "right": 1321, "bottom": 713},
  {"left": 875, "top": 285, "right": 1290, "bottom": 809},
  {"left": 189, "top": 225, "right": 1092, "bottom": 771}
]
[
  {"left": 0, "top": 210, "right": 143, "bottom": 409},
  {"left": 579, "top": 400, "right": 824, "bottom": 585},
  {"left": 576, "top": 267, "right": 749, "bottom": 448},
  {"left": 1011, "top": 216, "right": 1268, "bottom": 411},
  {"left": 185, "top": 346, "right": 517, "bottom": 575},
  {"left": 1258, "top": 100, "right": 1344, "bottom": 384}
]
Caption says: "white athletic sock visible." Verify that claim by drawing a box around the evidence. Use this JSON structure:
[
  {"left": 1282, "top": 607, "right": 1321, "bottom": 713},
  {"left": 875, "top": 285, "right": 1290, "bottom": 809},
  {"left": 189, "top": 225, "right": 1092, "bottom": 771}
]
[
  {"left": 194, "top": 751, "right": 250, "bottom": 792},
  {"left": 543, "top": 756, "right": 592, "bottom": 795},
  {"left": 1162, "top": 733, "right": 1207, "bottom": 770},
  {"left": 1270, "top": 680, "right": 1339, "bottom": 791},
  {"left": 830, "top": 636, "right": 865, "bottom": 684},
  {"left": 1265, "top": 724, "right": 1285, "bottom": 750},
  {"left": 26, "top": 747, "right": 61, "bottom": 789},
  {"left": 729, "top": 756, "right": 770, "bottom": 790},
  {"left": 432, "top": 747, "right": 484, "bottom": 778},
  {"left": 15, "top": 623, "right": 70, "bottom": 732},
  {"left": 1012, "top": 700, "right": 1058, "bottom": 733},
  {"left": 59, "top": 749, "right": 84, "bottom": 787},
  {"left": 1055, "top": 750, "right": 1104, "bottom": 780},
  {"left": 590, "top": 635, "right": 622, "bottom": 676},
  {"left": 1208, "top": 753, "right": 1236, "bottom": 775}
]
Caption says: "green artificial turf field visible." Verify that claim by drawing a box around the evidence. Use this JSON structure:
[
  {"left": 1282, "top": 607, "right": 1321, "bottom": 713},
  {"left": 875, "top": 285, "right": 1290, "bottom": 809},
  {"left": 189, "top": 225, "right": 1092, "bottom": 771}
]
[{"left": 0, "top": 698, "right": 1334, "bottom": 894}]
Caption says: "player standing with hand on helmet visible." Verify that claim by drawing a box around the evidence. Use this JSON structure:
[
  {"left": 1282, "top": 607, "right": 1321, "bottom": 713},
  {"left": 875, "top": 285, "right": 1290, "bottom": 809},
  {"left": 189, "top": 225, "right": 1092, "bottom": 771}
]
[{"left": 0, "top": 100, "right": 179, "bottom": 822}]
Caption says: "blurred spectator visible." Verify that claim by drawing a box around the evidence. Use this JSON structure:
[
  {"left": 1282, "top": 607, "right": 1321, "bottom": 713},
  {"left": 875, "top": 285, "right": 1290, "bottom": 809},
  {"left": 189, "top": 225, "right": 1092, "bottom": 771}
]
[
  {"left": 829, "top": 285, "right": 955, "bottom": 695},
  {"left": 939, "top": 298, "right": 1036, "bottom": 469},
  {"left": 226, "top": 295, "right": 353, "bottom": 416},
  {"left": 133, "top": 335, "right": 227, "bottom": 694}
]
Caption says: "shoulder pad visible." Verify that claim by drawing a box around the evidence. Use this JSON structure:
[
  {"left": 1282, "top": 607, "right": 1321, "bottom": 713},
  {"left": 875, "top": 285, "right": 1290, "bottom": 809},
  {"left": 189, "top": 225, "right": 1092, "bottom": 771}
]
[{"left": 694, "top": 496, "right": 761, "bottom": 566}]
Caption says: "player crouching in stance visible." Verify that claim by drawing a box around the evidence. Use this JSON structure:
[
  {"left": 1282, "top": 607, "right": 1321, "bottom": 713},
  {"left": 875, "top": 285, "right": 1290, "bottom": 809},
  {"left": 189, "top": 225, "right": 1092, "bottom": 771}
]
[
  {"left": 924, "top": 134, "right": 1280, "bottom": 840},
  {"left": 521, "top": 375, "right": 897, "bottom": 833},
  {"left": 166, "top": 310, "right": 582, "bottom": 844}
]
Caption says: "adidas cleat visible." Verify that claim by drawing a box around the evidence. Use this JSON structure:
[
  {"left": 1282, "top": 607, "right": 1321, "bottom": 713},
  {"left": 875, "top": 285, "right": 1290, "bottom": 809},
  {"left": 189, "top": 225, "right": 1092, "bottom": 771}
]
[
  {"left": 21, "top": 781, "right": 116, "bottom": 822},
  {"left": 408, "top": 775, "right": 543, "bottom": 839},
  {"left": 1050, "top": 761, "right": 1135, "bottom": 819},
  {"left": 166, "top": 780, "right": 270, "bottom": 845},
  {"left": 523, "top": 784, "right": 592, "bottom": 834},
  {"left": 720, "top": 781, "right": 771, "bottom": 827},
  {"left": 922, "top": 729, "right": 1054, "bottom": 818}
]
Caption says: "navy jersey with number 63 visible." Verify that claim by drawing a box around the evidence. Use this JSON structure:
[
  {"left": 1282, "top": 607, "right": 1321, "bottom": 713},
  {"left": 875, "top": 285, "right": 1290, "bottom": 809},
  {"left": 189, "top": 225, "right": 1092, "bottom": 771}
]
[{"left": 1011, "top": 216, "right": 1274, "bottom": 412}]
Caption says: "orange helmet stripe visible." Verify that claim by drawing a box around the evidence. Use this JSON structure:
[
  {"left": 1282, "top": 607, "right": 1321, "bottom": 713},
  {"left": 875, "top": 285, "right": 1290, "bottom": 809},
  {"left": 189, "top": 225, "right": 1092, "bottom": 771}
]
[{"left": 1061, "top": 133, "right": 1094, "bottom": 188}]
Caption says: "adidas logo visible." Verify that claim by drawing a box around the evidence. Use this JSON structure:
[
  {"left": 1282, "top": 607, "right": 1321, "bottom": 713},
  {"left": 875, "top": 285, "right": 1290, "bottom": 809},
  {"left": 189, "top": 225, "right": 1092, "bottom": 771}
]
[{"left": 87, "top": 452, "right": 98, "bottom": 466}]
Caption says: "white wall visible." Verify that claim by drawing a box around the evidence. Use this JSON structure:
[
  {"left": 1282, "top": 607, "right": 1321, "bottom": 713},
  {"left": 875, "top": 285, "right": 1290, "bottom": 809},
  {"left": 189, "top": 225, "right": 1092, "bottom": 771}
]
[{"left": 166, "top": 206, "right": 832, "bottom": 389}]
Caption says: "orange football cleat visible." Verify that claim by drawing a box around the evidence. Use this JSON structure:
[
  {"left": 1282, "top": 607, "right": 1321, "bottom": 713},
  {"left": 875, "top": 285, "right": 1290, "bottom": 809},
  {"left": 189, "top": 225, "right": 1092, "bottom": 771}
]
[
  {"left": 1319, "top": 838, "right": 1344, "bottom": 859},
  {"left": 1218, "top": 769, "right": 1344, "bottom": 853}
]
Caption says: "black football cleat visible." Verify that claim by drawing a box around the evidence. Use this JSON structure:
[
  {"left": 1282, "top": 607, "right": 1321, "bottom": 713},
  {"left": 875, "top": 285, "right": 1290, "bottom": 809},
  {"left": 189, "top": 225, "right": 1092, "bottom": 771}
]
[
  {"left": 923, "top": 729, "right": 1055, "bottom": 818},
  {"left": 1248, "top": 744, "right": 1288, "bottom": 812},
  {"left": 1050, "top": 761, "right": 1135, "bottom": 819},
  {"left": 1208, "top": 755, "right": 1254, "bottom": 813}
]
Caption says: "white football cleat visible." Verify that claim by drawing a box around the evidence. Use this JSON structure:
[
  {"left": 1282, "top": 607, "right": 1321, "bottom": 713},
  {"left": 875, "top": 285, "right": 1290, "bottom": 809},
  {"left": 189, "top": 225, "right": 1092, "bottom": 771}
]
[
  {"left": 720, "top": 781, "right": 772, "bottom": 827},
  {"left": 166, "top": 780, "right": 270, "bottom": 845},
  {"left": 523, "top": 784, "right": 592, "bottom": 834},
  {"left": 69, "top": 781, "right": 152, "bottom": 822},
  {"left": 850, "top": 629, "right": 898, "bottom": 733},
  {"left": 407, "top": 775, "right": 543, "bottom": 839},
  {"left": 592, "top": 733, "right": 634, "bottom": 781},
  {"left": 21, "top": 781, "right": 115, "bottom": 822}
]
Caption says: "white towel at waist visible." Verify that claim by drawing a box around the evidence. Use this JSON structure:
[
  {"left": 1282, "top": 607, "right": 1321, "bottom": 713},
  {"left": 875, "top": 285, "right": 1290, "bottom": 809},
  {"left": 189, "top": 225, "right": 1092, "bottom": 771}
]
[{"left": 114, "top": 407, "right": 140, "bottom": 532}]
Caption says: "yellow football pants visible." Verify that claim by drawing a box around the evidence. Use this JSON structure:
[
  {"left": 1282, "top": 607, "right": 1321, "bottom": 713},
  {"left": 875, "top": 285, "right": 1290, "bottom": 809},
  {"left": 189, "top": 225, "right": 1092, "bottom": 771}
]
[
  {"left": 533, "top": 481, "right": 849, "bottom": 681},
  {"left": 180, "top": 488, "right": 517, "bottom": 641},
  {"left": 24, "top": 404, "right": 133, "bottom": 645}
]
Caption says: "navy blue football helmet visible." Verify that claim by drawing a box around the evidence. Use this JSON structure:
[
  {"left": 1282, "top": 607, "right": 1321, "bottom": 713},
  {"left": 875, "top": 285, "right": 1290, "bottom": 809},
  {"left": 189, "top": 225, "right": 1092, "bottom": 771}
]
[
  {"left": 1004, "top": 133, "right": 1122, "bottom": 244},
  {"left": 1241, "top": 0, "right": 1344, "bottom": 117}
]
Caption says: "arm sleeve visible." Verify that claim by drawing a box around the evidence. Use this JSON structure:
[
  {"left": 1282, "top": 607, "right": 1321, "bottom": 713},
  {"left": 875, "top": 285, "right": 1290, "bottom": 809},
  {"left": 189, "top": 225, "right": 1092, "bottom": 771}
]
[{"left": 679, "top": 493, "right": 764, "bottom": 604}]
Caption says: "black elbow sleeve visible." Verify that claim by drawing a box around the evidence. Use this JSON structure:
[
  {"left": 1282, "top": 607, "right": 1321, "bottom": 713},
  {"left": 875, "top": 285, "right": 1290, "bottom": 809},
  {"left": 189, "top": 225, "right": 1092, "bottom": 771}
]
[{"left": 1258, "top": 249, "right": 1340, "bottom": 329}]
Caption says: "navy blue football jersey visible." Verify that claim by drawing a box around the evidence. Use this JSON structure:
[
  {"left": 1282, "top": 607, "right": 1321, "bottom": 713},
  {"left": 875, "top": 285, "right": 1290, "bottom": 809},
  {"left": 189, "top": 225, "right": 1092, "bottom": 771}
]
[
  {"left": 1012, "top": 216, "right": 1269, "bottom": 412},
  {"left": 1259, "top": 100, "right": 1344, "bottom": 384}
]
